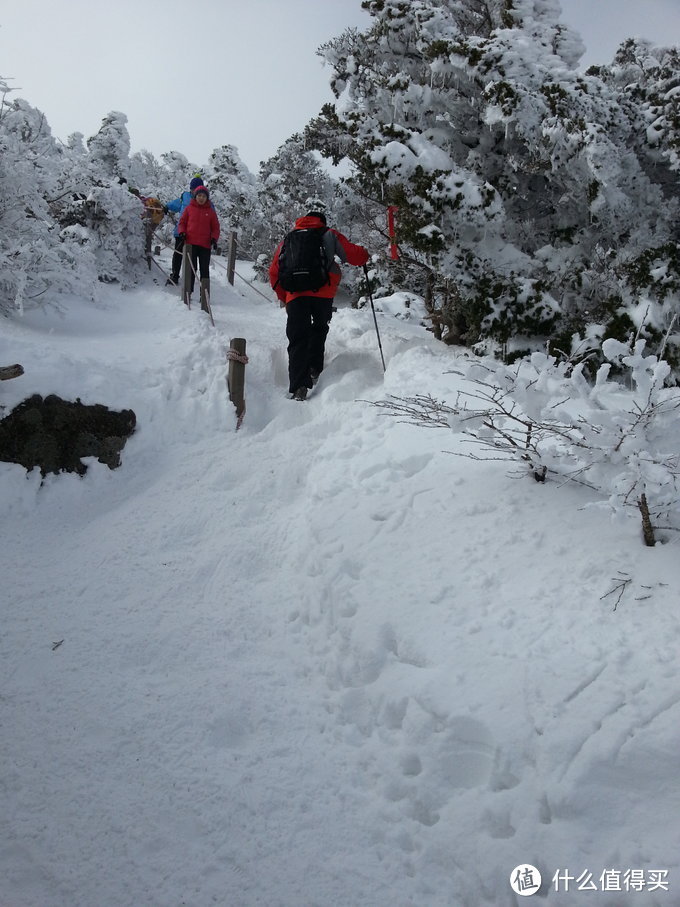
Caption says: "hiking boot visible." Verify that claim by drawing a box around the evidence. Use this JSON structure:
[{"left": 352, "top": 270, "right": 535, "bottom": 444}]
[
  {"left": 310, "top": 368, "right": 320, "bottom": 385},
  {"left": 165, "top": 276, "right": 178, "bottom": 286},
  {"left": 292, "top": 387, "right": 308, "bottom": 401}
]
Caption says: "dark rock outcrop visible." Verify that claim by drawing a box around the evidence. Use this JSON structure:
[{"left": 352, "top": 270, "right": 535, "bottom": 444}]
[{"left": 0, "top": 394, "right": 136, "bottom": 477}]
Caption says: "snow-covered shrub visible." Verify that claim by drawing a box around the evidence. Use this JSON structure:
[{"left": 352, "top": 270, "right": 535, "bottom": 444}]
[
  {"left": 375, "top": 339, "right": 680, "bottom": 546},
  {"left": 456, "top": 341, "right": 680, "bottom": 544},
  {"left": 79, "top": 183, "right": 146, "bottom": 286}
]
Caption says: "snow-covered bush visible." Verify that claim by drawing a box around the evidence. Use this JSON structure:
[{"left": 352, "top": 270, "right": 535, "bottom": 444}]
[{"left": 375, "top": 339, "right": 680, "bottom": 546}]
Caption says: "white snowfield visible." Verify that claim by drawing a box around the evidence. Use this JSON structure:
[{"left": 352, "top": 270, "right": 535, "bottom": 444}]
[{"left": 1, "top": 263, "right": 679, "bottom": 907}]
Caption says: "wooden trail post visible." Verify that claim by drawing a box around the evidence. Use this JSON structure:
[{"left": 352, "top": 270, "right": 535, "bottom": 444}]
[
  {"left": 182, "top": 243, "right": 192, "bottom": 308},
  {"left": 199, "top": 278, "right": 210, "bottom": 314},
  {"left": 227, "top": 232, "right": 237, "bottom": 286},
  {"left": 200, "top": 277, "right": 215, "bottom": 327},
  {"left": 227, "top": 338, "right": 248, "bottom": 429}
]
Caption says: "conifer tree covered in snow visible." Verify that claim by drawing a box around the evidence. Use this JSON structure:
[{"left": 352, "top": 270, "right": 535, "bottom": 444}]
[
  {"left": 257, "top": 135, "right": 337, "bottom": 253},
  {"left": 307, "top": 0, "right": 680, "bottom": 371},
  {"left": 204, "top": 144, "right": 263, "bottom": 259},
  {"left": 61, "top": 111, "right": 147, "bottom": 287},
  {"left": 86, "top": 111, "right": 131, "bottom": 182},
  {"left": 587, "top": 39, "right": 680, "bottom": 370},
  {"left": 0, "top": 82, "right": 97, "bottom": 310}
]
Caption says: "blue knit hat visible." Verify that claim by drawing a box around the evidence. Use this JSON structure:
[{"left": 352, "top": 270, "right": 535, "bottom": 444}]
[{"left": 189, "top": 177, "right": 204, "bottom": 192}]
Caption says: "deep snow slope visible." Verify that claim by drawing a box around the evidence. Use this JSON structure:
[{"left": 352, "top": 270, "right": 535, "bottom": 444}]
[{"left": 1, "top": 264, "right": 679, "bottom": 907}]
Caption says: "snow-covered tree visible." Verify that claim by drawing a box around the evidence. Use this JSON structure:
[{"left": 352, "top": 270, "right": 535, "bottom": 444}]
[
  {"left": 86, "top": 111, "right": 131, "bottom": 182},
  {"left": 203, "top": 144, "right": 263, "bottom": 259},
  {"left": 50, "top": 111, "right": 146, "bottom": 286},
  {"left": 0, "top": 83, "right": 97, "bottom": 311},
  {"left": 256, "top": 134, "right": 337, "bottom": 257},
  {"left": 593, "top": 38, "right": 680, "bottom": 180},
  {"left": 307, "top": 0, "right": 680, "bottom": 369}
]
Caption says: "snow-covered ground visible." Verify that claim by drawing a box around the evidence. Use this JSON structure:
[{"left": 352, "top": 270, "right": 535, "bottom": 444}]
[{"left": 1, "top": 257, "right": 679, "bottom": 907}]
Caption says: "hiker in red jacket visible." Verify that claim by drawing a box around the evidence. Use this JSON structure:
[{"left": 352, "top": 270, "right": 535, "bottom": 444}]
[
  {"left": 269, "top": 211, "right": 369, "bottom": 401},
  {"left": 178, "top": 185, "right": 220, "bottom": 296}
]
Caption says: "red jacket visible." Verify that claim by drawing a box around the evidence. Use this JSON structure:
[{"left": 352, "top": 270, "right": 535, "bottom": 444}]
[
  {"left": 178, "top": 198, "right": 220, "bottom": 249},
  {"left": 269, "top": 215, "right": 369, "bottom": 304}
]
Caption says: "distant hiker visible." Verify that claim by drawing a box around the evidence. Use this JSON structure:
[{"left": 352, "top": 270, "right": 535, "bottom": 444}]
[
  {"left": 269, "top": 211, "right": 369, "bottom": 401},
  {"left": 165, "top": 176, "right": 205, "bottom": 285},
  {"left": 129, "top": 188, "right": 166, "bottom": 263},
  {"left": 177, "top": 185, "right": 220, "bottom": 297}
]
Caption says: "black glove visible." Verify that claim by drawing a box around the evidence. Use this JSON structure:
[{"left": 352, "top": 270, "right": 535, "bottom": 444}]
[
  {"left": 211, "top": 239, "right": 217, "bottom": 251},
  {"left": 178, "top": 232, "right": 186, "bottom": 240}
]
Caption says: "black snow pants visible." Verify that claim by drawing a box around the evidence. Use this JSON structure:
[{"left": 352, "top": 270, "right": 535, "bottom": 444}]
[
  {"left": 170, "top": 234, "right": 185, "bottom": 282},
  {"left": 188, "top": 245, "right": 211, "bottom": 294},
  {"left": 285, "top": 297, "right": 333, "bottom": 394}
]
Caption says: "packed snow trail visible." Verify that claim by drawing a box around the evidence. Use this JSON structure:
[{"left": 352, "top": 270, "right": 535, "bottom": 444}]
[{"left": 1, "top": 265, "right": 679, "bottom": 906}]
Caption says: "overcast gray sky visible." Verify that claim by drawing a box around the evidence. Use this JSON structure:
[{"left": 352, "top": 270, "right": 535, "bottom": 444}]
[{"left": 1, "top": 0, "right": 679, "bottom": 174}]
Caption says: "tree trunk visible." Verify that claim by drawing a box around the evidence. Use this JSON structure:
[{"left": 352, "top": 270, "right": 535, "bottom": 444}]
[
  {"left": 638, "top": 493, "right": 656, "bottom": 547},
  {"left": 423, "top": 270, "right": 441, "bottom": 340}
]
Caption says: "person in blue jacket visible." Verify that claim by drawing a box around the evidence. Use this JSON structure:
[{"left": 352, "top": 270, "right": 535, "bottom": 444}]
[{"left": 165, "top": 176, "right": 204, "bottom": 285}]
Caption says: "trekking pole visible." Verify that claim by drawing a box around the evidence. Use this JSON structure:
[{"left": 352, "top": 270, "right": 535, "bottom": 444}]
[
  {"left": 363, "top": 264, "right": 386, "bottom": 373},
  {"left": 162, "top": 239, "right": 213, "bottom": 326},
  {"left": 156, "top": 234, "right": 278, "bottom": 305},
  {"left": 148, "top": 255, "right": 170, "bottom": 279}
]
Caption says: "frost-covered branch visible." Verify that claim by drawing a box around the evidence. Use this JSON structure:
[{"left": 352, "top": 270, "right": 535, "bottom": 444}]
[{"left": 374, "top": 342, "right": 680, "bottom": 546}]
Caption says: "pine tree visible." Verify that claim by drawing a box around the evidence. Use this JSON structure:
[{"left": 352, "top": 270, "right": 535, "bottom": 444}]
[
  {"left": 257, "top": 134, "right": 336, "bottom": 256},
  {"left": 307, "top": 0, "right": 680, "bottom": 368},
  {"left": 86, "top": 111, "right": 131, "bottom": 183},
  {"left": 204, "top": 144, "right": 262, "bottom": 258}
]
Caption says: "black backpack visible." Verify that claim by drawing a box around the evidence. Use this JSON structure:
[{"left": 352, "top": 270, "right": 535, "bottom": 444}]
[{"left": 276, "top": 227, "right": 330, "bottom": 293}]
